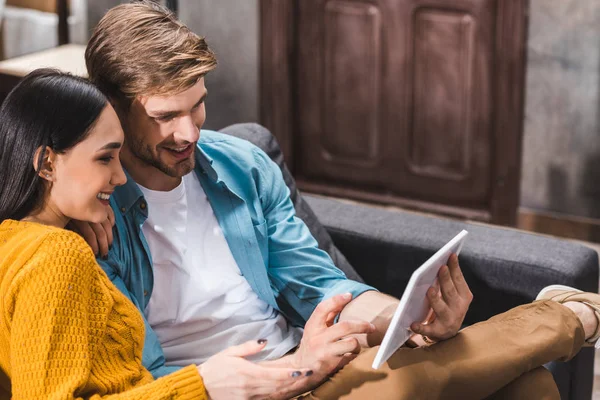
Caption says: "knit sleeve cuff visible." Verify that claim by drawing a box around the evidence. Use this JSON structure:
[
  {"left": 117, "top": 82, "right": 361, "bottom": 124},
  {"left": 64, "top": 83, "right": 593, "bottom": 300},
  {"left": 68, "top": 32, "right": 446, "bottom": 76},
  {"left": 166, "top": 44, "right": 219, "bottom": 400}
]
[{"left": 166, "top": 364, "right": 208, "bottom": 400}]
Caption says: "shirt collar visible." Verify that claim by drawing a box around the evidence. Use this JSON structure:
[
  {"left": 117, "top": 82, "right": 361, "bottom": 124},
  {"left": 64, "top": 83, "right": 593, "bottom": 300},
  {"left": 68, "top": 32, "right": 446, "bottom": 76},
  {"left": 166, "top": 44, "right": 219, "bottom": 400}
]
[{"left": 112, "top": 143, "right": 220, "bottom": 215}]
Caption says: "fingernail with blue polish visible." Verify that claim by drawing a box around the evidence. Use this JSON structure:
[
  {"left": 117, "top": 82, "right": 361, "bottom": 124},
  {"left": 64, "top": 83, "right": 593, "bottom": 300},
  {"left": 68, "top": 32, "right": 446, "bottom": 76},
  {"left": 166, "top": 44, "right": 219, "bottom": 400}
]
[
  {"left": 305, "top": 370, "right": 313, "bottom": 377},
  {"left": 291, "top": 371, "right": 302, "bottom": 378}
]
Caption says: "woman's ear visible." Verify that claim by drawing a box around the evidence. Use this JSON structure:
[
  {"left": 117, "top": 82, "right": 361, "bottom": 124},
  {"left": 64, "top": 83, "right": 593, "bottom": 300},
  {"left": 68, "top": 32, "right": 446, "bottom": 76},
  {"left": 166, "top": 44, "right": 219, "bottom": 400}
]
[{"left": 33, "top": 146, "right": 56, "bottom": 182}]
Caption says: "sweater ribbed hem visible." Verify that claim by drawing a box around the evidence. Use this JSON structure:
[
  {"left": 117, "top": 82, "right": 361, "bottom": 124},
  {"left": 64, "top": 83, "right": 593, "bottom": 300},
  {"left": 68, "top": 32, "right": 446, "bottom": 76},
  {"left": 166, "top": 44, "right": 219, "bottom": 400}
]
[{"left": 168, "top": 364, "right": 208, "bottom": 400}]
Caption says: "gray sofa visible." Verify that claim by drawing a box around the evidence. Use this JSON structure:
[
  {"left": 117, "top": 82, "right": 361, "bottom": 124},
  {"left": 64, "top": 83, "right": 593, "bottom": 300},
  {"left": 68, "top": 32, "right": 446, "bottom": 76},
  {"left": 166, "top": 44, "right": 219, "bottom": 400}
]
[{"left": 221, "top": 123, "right": 599, "bottom": 400}]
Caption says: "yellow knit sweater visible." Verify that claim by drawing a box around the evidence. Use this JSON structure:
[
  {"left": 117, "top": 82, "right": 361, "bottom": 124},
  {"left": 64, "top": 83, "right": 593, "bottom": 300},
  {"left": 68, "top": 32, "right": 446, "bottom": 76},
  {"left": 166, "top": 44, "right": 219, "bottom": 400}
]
[{"left": 0, "top": 220, "right": 207, "bottom": 400}]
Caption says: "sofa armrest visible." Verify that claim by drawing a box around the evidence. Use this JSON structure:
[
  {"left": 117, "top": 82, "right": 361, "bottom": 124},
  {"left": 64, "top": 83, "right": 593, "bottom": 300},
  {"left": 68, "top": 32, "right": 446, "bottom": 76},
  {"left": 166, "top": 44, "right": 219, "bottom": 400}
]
[
  {"left": 304, "top": 194, "right": 599, "bottom": 324},
  {"left": 306, "top": 194, "right": 598, "bottom": 400}
]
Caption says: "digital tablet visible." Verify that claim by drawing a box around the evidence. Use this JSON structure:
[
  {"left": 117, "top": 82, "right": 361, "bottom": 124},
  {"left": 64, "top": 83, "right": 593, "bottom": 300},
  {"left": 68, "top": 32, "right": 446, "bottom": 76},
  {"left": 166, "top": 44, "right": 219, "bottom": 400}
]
[{"left": 371, "top": 230, "right": 469, "bottom": 369}]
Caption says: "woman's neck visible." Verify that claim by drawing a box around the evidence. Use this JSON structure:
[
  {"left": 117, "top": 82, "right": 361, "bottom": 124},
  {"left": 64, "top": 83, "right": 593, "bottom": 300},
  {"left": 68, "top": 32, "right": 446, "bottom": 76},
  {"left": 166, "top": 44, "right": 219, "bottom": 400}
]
[{"left": 22, "top": 205, "right": 68, "bottom": 229}]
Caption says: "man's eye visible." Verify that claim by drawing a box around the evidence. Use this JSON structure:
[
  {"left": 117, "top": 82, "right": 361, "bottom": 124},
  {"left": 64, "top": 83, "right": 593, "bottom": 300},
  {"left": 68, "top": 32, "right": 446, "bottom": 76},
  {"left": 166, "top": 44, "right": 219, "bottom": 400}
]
[{"left": 156, "top": 115, "right": 175, "bottom": 122}]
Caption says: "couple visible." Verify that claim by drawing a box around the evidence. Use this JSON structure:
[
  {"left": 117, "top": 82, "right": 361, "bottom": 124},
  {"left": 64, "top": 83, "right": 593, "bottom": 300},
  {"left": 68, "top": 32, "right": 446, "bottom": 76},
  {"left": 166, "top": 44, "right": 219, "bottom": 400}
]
[{"left": 0, "top": 1, "right": 598, "bottom": 399}]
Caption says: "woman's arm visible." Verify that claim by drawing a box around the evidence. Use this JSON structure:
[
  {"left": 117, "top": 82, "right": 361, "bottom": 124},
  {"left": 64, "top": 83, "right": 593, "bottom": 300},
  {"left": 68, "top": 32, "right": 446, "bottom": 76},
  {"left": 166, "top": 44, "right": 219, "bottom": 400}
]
[{"left": 8, "top": 231, "right": 206, "bottom": 400}]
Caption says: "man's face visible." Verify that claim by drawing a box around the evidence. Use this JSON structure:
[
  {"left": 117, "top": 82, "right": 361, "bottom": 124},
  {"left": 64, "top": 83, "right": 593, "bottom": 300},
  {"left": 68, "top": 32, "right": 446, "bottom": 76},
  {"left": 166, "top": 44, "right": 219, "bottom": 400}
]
[{"left": 122, "top": 78, "right": 207, "bottom": 179}]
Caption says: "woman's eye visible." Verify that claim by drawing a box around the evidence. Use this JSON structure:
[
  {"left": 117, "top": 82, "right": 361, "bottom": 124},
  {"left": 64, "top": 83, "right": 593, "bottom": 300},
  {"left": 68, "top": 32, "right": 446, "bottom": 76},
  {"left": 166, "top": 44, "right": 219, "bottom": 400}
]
[{"left": 99, "top": 156, "right": 114, "bottom": 163}]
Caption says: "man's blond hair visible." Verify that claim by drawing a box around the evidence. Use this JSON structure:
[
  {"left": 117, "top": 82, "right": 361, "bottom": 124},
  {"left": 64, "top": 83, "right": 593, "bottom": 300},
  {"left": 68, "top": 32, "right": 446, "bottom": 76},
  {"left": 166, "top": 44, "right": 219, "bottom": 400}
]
[{"left": 85, "top": 0, "right": 216, "bottom": 108}]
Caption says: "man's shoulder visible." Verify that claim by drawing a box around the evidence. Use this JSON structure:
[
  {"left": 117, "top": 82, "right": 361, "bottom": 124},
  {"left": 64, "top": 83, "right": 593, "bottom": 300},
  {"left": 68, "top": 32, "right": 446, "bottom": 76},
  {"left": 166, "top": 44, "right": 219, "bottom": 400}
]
[
  {"left": 199, "top": 129, "right": 265, "bottom": 167},
  {"left": 200, "top": 129, "right": 260, "bottom": 151}
]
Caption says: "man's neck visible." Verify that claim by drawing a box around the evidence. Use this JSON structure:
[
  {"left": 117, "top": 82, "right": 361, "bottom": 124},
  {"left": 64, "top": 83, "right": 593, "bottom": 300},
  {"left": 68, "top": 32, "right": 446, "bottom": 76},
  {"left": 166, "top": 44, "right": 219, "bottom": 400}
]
[{"left": 120, "top": 149, "right": 182, "bottom": 192}]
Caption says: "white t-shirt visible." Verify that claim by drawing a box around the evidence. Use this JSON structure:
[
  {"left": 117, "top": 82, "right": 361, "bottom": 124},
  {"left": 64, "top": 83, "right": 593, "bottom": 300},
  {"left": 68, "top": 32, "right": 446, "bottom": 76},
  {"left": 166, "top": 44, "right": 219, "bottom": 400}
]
[{"left": 140, "top": 172, "right": 303, "bottom": 366}]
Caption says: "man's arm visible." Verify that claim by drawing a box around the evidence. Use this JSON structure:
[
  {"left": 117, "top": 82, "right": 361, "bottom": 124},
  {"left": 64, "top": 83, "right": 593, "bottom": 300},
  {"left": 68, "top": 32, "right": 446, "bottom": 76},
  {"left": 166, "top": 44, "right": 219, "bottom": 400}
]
[
  {"left": 252, "top": 147, "right": 376, "bottom": 323},
  {"left": 339, "top": 291, "right": 399, "bottom": 347},
  {"left": 340, "top": 254, "right": 474, "bottom": 347}
]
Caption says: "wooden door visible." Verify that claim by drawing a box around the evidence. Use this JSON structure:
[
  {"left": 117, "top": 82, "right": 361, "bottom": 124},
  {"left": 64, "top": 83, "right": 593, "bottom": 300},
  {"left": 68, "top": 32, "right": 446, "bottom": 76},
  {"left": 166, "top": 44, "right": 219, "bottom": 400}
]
[{"left": 260, "top": 0, "right": 529, "bottom": 225}]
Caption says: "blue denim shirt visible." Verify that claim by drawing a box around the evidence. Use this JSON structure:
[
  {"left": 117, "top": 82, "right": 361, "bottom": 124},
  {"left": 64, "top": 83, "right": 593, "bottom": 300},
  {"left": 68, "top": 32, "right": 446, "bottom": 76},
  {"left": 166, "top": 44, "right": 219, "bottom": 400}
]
[{"left": 97, "top": 130, "right": 375, "bottom": 378}]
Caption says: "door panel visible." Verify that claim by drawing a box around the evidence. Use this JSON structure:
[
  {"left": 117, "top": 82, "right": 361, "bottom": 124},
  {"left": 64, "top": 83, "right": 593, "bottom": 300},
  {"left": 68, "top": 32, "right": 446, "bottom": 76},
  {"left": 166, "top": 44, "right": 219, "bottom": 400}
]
[
  {"left": 323, "top": 1, "right": 382, "bottom": 166},
  {"left": 261, "top": 0, "right": 528, "bottom": 224},
  {"left": 391, "top": 0, "right": 495, "bottom": 204},
  {"left": 298, "top": 0, "right": 388, "bottom": 186}
]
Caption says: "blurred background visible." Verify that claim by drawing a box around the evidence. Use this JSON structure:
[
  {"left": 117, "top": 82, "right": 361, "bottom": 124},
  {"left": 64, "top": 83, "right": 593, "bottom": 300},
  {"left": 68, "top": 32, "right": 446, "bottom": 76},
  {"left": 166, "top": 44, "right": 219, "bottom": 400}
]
[{"left": 0, "top": 0, "right": 599, "bottom": 245}]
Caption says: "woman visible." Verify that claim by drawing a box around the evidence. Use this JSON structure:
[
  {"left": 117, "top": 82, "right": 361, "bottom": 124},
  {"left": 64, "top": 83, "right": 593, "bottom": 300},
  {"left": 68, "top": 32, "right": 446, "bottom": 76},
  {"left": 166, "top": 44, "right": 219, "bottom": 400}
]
[{"left": 0, "top": 69, "right": 307, "bottom": 399}]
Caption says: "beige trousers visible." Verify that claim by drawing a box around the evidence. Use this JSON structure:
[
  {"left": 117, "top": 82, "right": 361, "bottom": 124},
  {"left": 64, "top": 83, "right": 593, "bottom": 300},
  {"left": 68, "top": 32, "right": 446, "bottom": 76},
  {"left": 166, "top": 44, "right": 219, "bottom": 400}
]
[{"left": 302, "top": 301, "right": 583, "bottom": 400}]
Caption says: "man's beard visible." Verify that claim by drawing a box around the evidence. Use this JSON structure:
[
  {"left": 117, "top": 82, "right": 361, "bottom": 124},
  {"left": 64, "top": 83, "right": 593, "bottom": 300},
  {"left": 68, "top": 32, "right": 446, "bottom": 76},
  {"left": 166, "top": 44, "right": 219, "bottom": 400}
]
[{"left": 127, "top": 138, "right": 195, "bottom": 178}]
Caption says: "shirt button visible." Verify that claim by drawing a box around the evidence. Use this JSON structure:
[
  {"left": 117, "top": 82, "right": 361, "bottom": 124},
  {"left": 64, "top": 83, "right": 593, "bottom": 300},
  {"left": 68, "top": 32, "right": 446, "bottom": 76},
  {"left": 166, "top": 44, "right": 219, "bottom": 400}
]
[
  {"left": 140, "top": 202, "right": 147, "bottom": 210},
  {"left": 144, "top": 290, "right": 148, "bottom": 296},
  {"left": 120, "top": 207, "right": 126, "bottom": 213}
]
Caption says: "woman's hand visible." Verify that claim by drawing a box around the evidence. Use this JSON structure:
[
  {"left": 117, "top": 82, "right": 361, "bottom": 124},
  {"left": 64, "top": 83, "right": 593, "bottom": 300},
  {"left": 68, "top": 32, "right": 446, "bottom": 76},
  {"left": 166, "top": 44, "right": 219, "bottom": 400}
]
[{"left": 198, "top": 340, "right": 312, "bottom": 400}]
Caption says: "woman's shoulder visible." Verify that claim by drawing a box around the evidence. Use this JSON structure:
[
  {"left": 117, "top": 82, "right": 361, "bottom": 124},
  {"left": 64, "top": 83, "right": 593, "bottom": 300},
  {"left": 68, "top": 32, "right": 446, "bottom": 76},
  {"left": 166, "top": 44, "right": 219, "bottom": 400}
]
[
  {"left": 1, "top": 221, "right": 94, "bottom": 262},
  {"left": 8, "top": 223, "right": 98, "bottom": 284},
  {"left": 32, "top": 228, "right": 96, "bottom": 268}
]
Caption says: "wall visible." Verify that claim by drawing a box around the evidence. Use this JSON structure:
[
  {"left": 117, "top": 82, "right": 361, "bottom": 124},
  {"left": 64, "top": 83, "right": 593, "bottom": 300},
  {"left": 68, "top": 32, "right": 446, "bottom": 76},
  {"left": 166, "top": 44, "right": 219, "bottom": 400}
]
[
  {"left": 179, "top": 0, "right": 259, "bottom": 130},
  {"left": 87, "top": 0, "right": 119, "bottom": 34},
  {"left": 520, "top": 0, "right": 600, "bottom": 219},
  {"left": 88, "top": 0, "right": 259, "bottom": 131}
]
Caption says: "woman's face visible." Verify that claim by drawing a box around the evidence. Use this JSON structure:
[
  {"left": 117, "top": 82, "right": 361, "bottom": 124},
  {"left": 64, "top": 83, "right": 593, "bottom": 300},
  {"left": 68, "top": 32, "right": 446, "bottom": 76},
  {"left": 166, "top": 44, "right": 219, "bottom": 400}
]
[{"left": 49, "top": 104, "right": 126, "bottom": 224}]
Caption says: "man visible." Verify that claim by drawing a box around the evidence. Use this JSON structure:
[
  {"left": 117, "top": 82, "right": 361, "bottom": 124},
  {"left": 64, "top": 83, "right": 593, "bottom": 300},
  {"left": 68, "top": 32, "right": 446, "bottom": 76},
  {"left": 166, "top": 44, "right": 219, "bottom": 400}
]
[{"left": 75, "top": 2, "right": 598, "bottom": 399}]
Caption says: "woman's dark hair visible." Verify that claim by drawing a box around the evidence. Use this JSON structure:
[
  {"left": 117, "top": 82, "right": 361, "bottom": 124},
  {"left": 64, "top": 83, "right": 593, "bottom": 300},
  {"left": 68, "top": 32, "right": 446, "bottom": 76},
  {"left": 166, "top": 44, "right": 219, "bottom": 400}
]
[{"left": 0, "top": 68, "right": 108, "bottom": 222}]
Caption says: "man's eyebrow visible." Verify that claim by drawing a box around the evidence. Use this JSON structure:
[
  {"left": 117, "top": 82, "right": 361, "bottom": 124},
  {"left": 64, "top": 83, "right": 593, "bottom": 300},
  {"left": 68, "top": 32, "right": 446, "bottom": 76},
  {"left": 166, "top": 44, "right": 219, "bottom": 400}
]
[
  {"left": 193, "top": 92, "right": 208, "bottom": 108},
  {"left": 97, "top": 142, "right": 122, "bottom": 151},
  {"left": 148, "top": 92, "right": 208, "bottom": 118}
]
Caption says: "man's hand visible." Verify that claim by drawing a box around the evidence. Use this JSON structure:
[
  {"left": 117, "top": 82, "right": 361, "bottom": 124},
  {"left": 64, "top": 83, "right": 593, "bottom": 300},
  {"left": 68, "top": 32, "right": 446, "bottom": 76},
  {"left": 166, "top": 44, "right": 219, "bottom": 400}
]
[
  {"left": 67, "top": 207, "right": 115, "bottom": 258},
  {"left": 199, "top": 340, "right": 311, "bottom": 400},
  {"left": 410, "top": 253, "right": 473, "bottom": 342},
  {"left": 290, "top": 293, "right": 375, "bottom": 382}
]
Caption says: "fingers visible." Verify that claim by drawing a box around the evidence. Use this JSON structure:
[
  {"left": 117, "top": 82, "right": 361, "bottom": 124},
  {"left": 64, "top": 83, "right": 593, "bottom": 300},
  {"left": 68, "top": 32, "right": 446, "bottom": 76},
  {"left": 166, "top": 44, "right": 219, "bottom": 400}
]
[
  {"left": 101, "top": 218, "right": 114, "bottom": 253},
  {"left": 325, "top": 311, "right": 338, "bottom": 327},
  {"left": 325, "top": 320, "right": 375, "bottom": 342},
  {"left": 438, "top": 265, "right": 459, "bottom": 304},
  {"left": 254, "top": 364, "right": 312, "bottom": 382},
  {"left": 305, "top": 293, "right": 353, "bottom": 332},
  {"left": 411, "top": 286, "right": 451, "bottom": 338},
  {"left": 427, "top": 286, "right": 451, "bottom": 321},
  {"left": 102, "top": 207, "right": 116, "bottom": 251},
  {"left": 246, "top": 363, "right": 312, "bottom": 399},
  {"left": 221, "top": 339, "right": 268, "bottom": 357},
  {"left": 201, "top": 351, "right": 311, "bottom": 400},
  {"left": 447, "top": 253, "right": 473, "bottom": 300},
  {"left": 107, "top": 206, "right": 116, "bottom": 227},
  {"left": 423, "top": 307, "right": 436, "bottom": 324},
  {"left": 67, "top": 218, "right": 114, "bottom": 258},
  {"left": 328, "top": 337, "right": 361, "bottom": 357},
  {"left": 335, "top": 352, "right": 359, "bottom": 371},
  {"left": 91, "top": 222, "right": 110, "bottom": 258},
  {"left": 76, "top": 222, "right": 100, "bottom": 255}
]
